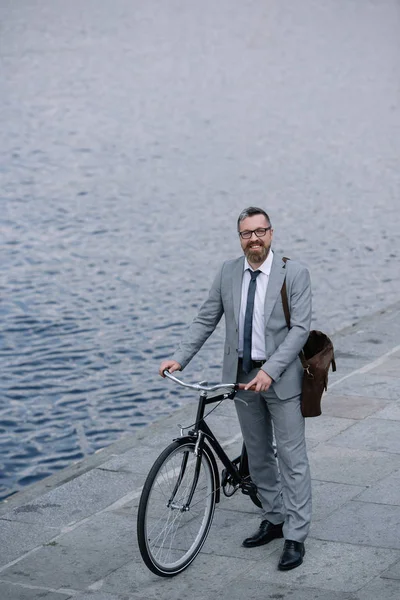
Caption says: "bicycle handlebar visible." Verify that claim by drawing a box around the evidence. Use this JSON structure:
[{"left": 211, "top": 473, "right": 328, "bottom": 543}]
[{"left": 163, "top": 370, "right": 237, "bottom": 393}]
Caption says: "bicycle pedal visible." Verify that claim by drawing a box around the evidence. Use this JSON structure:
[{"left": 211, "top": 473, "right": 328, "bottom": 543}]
[{"left": 241, "top": 481, "right": 258, "bottom": 496}]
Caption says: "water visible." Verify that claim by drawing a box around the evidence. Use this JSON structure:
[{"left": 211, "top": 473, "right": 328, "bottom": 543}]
[{"left": 1, "top": 0, "right": 400, "bottom": 500}]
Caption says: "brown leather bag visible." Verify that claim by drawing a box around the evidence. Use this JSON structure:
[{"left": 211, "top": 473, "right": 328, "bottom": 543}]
[{"left": 281, "top": 262, "right": 336, "bottom": 417}]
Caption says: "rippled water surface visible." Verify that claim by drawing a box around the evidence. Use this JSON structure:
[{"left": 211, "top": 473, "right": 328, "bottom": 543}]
[{"left": 1, "top": 0, "right": 400, "bottom": 499}]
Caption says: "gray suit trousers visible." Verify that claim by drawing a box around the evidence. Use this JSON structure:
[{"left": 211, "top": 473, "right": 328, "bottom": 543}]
[{"left": 236, "top": 364, "right": 312, "bottom": 543}]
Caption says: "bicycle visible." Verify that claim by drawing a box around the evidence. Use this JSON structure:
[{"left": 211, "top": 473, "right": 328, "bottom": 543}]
[{"left": 137, "top": 370, "right": 262, "bottom": 577}]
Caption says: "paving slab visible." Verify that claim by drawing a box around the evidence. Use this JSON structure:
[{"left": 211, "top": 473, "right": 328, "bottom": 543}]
[
  {"left": 369, "top": 356, "right": 400, "bottom": 377},
  {"left": 241, "top": 539, "right": 400, "bottom": 593},
  {"left": 0, "top": 519, "right": 58, "bottom": 569},
  {"left": 305, "top": 415, "right": 356, "bottom": 444},
  {"left": 96, "top": 552, "right": 255, "bottom": 600},
  {"left": 327, "top": 372, "right": 400, "bottom": 401},
  {"left": 207, "top": 580, "right": 360, "bottom": 600},
  {"left": 92, "top": 446, "right": 169, "bottom": 479},
  {"left": 0, "top": 468, "right": 143, "bottom": 529},
  {"left": 308, "top": 444, "right": 400, "bottom": 486},
  {"left": 352, "top": 577, "right": 400, "bottom": 600},
  {"left": 329, "top": 418, "right": 400, "bottom": 454},
  {"left": 367, "top": 401, "right": 400, "bottom": 421},
  {"left": 312, "top": 501, "right": 400, "bottom": 550},
  {"left": 381, "top": 558, "right": 400, "bottom": 580},
  {"left": 84, "top": 539, "right": 155, "bottom": 596},
  {"left": 320, "top": 394, "right": 389, "bottom": 420},
  {"left": 356, "top": 468, "right": 400, "bottom": 506},
  {"left": 197, "top": 506, "right": 281, "bottom": 560},
  {"left": 72, "top": 594, "right": 134, "bottom": 600},
  {"left": 330, "top": 333, "right": 399, "bottom": 362},
  {"left": 0, "top": 581, "right": 72, "bottom": 600},
  {"left": 311, "top": 480, "right": 365, "bottom": 522},
  {"left": 327, "top": 367, "right": 355, "bottom": 383},
  {"left": 332, "top": 352, "right": 373, "bottom": 370},
  {"left": 0, "top": 512, "right": 133, "bottom": 590}
]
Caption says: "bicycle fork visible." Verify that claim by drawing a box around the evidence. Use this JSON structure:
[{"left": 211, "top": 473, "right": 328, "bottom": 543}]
[{"left": 167, "top": 434, "right": 205, "bottom": 512}]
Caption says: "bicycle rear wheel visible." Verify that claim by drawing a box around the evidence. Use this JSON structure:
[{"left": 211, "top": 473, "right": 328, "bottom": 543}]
[{"left": 137, "top": 439, "right": 217, "bottom": 577}]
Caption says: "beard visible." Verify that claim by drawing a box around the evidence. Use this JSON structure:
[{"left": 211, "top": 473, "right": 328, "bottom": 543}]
[{"left": 244, "top": 242, "right": 270, "bottom": 264}]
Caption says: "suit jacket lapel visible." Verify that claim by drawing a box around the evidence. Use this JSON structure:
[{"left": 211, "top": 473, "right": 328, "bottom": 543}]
[
  {"left": 264, "top": 254, "right": 287, "bottom": 326},
  {"left": 232, "top": 257, "right": 245, "bottom": 325}
]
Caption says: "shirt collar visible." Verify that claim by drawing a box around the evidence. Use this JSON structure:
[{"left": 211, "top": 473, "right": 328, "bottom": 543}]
[{"left": 244, "top": 249, "right": 274, "bottom": 276}]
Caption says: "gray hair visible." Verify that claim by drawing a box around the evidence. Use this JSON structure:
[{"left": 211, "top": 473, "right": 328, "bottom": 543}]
[{"left": 237, "top": 207, "right": 271, "bottom": 231}]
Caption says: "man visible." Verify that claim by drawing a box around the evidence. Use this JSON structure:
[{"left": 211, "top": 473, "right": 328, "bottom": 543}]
[{"left": 159, "top": 206, "right": 312, "bottom": 571}]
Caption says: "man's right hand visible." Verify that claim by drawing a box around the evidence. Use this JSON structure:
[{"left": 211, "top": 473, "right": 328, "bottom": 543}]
[{"left": 159, "top": 359, "right": 182, "bottom": 377}]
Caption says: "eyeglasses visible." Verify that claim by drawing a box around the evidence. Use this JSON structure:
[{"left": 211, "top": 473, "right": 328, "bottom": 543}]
[{"left": 238, "top": 226, "right": 271, "bottom": 239}]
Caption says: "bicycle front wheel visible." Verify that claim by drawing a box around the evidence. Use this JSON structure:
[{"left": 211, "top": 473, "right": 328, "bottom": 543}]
[{"left": 137, "top": 439, "right": 217, "bottom": 577}]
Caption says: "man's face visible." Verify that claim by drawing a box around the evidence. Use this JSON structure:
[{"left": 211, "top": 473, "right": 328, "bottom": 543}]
[{"left": 238, "top": 214, "right": 273, "bottom": 265}]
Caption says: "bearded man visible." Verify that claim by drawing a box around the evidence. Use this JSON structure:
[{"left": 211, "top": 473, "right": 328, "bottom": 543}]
[{"left": 159, "top": 206, "right": 312, "bottom": 571}]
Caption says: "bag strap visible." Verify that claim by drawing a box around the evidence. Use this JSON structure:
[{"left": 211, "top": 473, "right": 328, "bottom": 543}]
[{"left": 281, "top": 258, "right": 308, "bottom": 369}]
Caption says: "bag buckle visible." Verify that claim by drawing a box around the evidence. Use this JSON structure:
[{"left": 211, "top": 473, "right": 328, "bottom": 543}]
[{"left": 304, "top": 365, "right": 314, "bottom": 379}]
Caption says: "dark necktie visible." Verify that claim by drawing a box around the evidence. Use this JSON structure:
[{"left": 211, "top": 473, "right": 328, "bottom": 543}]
[{"left": 242, "top": 269, "right": 261, "bottom": 374}]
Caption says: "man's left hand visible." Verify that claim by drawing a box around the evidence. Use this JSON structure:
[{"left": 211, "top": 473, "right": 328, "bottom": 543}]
[{"left": 240, "top": 370, "right": 273, "bottom": 393}]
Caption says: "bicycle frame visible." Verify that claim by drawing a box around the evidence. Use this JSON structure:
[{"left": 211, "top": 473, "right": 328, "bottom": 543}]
[{"left": 174, "top": 386, "right": 248, "bottom": 506}]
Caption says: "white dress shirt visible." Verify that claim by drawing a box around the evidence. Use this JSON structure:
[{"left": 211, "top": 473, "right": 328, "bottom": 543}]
[{"left": 238, "top": 250, "right": 274, "bottom": 361}]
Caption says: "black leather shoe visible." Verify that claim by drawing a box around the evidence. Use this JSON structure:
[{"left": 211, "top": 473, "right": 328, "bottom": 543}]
[
  {"left": 278, "top": 540, "right": 305, "bottom": 570},
  {"left": 242, "top": 520, "right": 284, "bottom": 548}
]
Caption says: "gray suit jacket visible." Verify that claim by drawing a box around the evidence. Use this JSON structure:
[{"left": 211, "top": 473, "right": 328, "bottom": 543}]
[{"left": 173, "top": 253, "right": 312, "bottom": 399}]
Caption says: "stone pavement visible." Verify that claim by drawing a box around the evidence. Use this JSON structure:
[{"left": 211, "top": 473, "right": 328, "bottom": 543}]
[{"left": 1, "top": 302, "right": 400, "bottom": 600}]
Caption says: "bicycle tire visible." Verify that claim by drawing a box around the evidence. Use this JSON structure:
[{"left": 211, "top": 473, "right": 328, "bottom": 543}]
[{"left": 137, "top": 438, "right": 217, "bottom": 577}]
